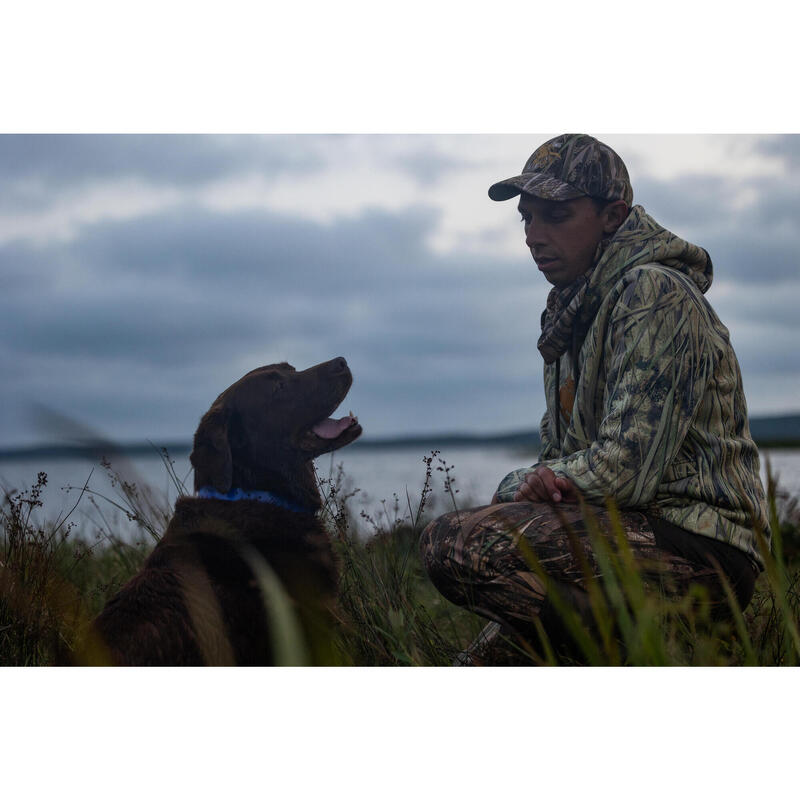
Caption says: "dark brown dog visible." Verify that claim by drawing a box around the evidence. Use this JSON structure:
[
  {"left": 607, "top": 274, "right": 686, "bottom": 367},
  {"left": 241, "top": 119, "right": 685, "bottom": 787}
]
[{"left": 89, "top": 357, "right": 362, "bottom": 665}]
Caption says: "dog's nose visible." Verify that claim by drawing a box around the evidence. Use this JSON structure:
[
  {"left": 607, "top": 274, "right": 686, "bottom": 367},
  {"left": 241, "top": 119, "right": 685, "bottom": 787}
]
[{"left": 330, "top": 357, "right": 348, "bottom": 374}]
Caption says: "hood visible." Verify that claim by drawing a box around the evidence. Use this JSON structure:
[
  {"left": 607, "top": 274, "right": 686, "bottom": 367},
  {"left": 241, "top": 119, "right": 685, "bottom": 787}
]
[{"left": 580, "top": 205, "right": 713, "bottom": 327}]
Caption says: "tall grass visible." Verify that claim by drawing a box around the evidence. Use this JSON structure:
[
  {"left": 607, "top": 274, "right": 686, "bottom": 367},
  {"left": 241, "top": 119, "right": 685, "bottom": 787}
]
[
  {"left": 317, "top": 453, "right": 484, "bottom": 665},
  {"left": 0, "top": 471, "right": 151, "bottom": 665},
  {"left": 1, "top": 452, "right": 798, "bottom": 666},
  {"left": 324, "top": 457, "right": 800, "bottom": 666}
]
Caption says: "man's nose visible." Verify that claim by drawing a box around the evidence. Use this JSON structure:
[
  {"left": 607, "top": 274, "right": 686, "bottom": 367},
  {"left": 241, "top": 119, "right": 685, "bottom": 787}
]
[{"left": 525, "top": 220, "right": 548, "bottom": 249}]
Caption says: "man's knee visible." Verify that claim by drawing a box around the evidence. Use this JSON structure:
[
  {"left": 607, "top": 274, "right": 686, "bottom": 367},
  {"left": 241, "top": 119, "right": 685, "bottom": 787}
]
[{"left": 419, "top": 510, "right": 465, "bottom": 596}]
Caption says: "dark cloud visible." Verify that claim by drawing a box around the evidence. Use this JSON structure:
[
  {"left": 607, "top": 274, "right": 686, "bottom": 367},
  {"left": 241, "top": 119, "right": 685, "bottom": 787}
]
[
  {"left": 1, "top": 135, "right": 798, "bottom": 447},
  {"left": 0, "top": 135, "right": 322, "bottom": 190},
  {"left": 7, "top": 201, "right": 529, "bottom": 300},
  {"left": 0, "top": 202, "right": 539, "bottom": 445},
  {"left": 392, "top": 148, "right": 480, "bottom": 187},
  {"left": 731, "top": 335, "right": 800, "bottom": 378},
  {"left": 703, "top": 229, "right": 800, "bottom": 284},
  {"left": 634, "top": 172, "right": 800, "bottom": 284},
  {"left": 635, "top": 174, "right": 732, "bottom": 231},
  {"left": 739, "top": 176, "right": 800, "bottom": 228},
  {"left": 714, "top": 285, "right": 800, "bottom": 331},
  {"left": 72, "top": 203, "right": 442, "bottom": 287},
  {"left": 753, "top": 135, "right": 800, "bottom": 172},
  {"left": 2, "top": 292, "right": 267, "bottom": 365}
]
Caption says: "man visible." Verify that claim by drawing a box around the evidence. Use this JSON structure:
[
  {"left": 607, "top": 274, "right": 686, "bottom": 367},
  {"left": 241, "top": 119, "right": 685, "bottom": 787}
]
[{"left": 420, "top": 134, "right": 770, "bottom": 664}]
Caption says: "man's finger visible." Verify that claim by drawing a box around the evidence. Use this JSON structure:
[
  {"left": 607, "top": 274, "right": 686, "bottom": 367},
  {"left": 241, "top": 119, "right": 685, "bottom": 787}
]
[
  {"left": 514, "top": 478, "right": 540, "bottom": 502},
  {"left": 512, "top": 469, "right": 564, "bottom": 503},
  {"left": 514, "top": 472, "right": 544, "bottom": 502},
  {"left": 528, "top": 471, "right": 553, "bottom": 501},
  {"left": 535, "top": 468, "right": 562, "bottom": 502},
  {"left": 554, "top": 475, "right": 578, "bottom": 502}
]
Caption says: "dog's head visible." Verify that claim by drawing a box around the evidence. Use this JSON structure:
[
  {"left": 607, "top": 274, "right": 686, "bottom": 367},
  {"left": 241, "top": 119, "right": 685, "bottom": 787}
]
[{"left": 191, "top": 357, "right": 362, "bottom": 510}]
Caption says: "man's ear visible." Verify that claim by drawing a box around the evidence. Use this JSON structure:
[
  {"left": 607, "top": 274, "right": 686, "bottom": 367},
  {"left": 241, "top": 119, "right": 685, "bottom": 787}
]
[
  {"left": 602, "top": 200, "right": 629, "bottom": 235},
  {"left": 191, "top": 405, "right": 232, "bottom": 493}
]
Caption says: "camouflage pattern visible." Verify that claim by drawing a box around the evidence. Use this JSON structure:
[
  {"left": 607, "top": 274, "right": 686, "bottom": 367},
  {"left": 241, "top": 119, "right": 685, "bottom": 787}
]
[
  {"left": 495, "top": 205, "right": 770, "bottom": 568},
  {"left": 420, "top": 501, "right": 743, "bottom": 660},
  {"left": 488, "top": 133, "right": 634, "bottom": 205},
  {"left": 537, "top": 258, "right": 594, "bottom": 364}
]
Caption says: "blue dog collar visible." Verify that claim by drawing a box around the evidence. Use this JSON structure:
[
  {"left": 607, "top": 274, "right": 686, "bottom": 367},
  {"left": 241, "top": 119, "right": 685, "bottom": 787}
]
[{"left": 196, "top": 486, "right": 314, "bottom": 514}]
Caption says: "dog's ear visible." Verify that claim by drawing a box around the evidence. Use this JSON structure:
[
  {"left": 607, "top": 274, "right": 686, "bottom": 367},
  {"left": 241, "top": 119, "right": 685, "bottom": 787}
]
[{"left": 191, "top": 405, "right": 232, "bottom": 493}]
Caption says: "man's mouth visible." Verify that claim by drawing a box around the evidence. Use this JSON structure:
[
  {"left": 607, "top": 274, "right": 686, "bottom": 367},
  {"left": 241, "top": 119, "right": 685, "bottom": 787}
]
[{"left": 534, "top": 256, "right": 559, "bottom": 271}]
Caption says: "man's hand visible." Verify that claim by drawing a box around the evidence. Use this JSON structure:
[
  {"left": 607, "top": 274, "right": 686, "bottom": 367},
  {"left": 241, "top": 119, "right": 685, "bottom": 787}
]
[{"left": 512, "top": 466, "right": 579, "bottom": 503}]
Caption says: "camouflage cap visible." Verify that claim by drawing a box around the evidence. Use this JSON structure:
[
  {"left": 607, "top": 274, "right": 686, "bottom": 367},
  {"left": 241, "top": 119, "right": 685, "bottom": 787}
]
[{"left": 488, "top": 133, "right": 633, "bottom": 206}]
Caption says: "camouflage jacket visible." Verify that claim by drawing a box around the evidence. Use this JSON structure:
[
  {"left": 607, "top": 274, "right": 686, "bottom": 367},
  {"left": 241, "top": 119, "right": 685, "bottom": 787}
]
[{"left": 496, "top": 206, "right": 770, "bottom": 569}]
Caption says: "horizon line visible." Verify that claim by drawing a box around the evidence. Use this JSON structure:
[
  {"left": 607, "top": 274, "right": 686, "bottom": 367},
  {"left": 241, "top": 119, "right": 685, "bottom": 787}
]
[{"left": 2, "top": 411, "right": 800, "bottom": 460}]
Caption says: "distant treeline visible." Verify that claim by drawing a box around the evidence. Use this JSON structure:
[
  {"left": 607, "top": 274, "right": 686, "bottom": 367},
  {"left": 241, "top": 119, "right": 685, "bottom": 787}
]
[{"left": 2, "top": 414, "right": 800, "bottom": 461}]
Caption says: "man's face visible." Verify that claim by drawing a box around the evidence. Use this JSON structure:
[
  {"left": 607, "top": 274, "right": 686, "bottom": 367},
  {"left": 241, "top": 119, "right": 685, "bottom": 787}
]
[{"left": 517, "top": 194, "right": 609, "bottom": 287}]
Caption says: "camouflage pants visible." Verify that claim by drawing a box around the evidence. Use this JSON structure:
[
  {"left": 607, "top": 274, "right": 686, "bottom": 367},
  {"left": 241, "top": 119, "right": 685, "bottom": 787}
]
[{"left": 420, "top": 501, "right": 741, "bottom": 661}]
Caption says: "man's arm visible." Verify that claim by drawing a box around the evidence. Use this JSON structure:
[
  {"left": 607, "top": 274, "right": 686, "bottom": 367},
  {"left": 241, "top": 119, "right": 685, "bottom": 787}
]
[
  {"left": 538, "top": 406, "right": 560, "bottom": 461},
  {"left": 496, "top": 267, "right": 715, "bottom": 506},
  {"left": 544, "top": 267, "right": 715, "bottom": 506}
]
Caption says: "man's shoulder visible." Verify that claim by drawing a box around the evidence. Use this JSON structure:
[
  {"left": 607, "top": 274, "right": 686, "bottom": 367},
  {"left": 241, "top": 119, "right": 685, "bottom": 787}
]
[
  {"left": 622, "top": 261, "right": 702, "bottom": 288},
  {"left": 610, "top": 262, "right": 709, "bottom": 309}
]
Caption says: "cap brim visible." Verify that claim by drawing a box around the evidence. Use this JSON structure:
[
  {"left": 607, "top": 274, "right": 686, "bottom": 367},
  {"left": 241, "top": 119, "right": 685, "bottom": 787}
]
[
  {"left": 488, "top": 176, "right": 527, "bottom": 201},
  {"left": 488, "top": 173, "right": 586, "bottom": 202}
]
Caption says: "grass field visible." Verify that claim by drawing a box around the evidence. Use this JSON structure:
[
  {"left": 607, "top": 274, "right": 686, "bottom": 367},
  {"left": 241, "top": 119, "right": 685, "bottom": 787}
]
[{"left": 1, "top": 452, "right": 798, "bottom": 666}]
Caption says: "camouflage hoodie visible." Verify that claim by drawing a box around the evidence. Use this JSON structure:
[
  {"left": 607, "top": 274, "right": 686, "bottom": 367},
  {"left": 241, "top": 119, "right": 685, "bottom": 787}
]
[{"left": 496, "top": 205, "right": 770, "bottom": 568}]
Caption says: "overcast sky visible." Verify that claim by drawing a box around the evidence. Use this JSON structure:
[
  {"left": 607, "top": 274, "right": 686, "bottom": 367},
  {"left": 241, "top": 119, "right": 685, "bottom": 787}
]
[{"left": 2, "top": 134, "right": 798, "bottom": 447}]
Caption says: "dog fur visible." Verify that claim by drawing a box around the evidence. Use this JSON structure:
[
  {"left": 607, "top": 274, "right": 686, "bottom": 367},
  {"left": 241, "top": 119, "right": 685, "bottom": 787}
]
[{"left": 87, "top": 357, "right": 362, "bottom": 666}]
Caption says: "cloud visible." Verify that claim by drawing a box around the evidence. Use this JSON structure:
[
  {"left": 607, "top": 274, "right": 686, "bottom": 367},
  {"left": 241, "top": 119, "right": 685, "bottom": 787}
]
[
  {"left": 753, "top": 134, "right": 800, "bottom": 172},
  {"left": 0, "top": 136, "right": 333, "bottom": 246},
  {"left": 391, "top": 148, "right": 480, "bottom": 187},
  {"left": 713, "top": 280, "right": 800, "bottom": 331},
  {"left": 0, "top": 134, "right": 798, "bottom": 448},
  {"left": 634, "top": 170, "right": 800, "bottom": 284},
  {"left": 703, "top": 228, "right": 800, "bottom": 284},
  {"left": 635, "top": 174, "right": 734, "bottom": 231},
  {"left": 0, "top": 201, "right": 543, "bottom": 445},
  {"left": 0, "top": 135, "right": 323, "bottom": 189}
]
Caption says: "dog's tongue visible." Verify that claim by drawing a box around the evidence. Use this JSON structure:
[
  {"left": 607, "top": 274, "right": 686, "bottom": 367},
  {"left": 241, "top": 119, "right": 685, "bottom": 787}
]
[{"left": 312, "top": 415, "right": 357, "bottom": 439}]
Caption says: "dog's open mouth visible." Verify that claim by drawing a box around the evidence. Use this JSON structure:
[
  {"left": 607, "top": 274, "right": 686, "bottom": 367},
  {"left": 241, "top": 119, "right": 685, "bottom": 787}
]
[
  {"left": 300, "top": 406, "right": 362, "bottom": 456},
  {"left": 312, "top": 410, "right": 359, "bottom": 440}
]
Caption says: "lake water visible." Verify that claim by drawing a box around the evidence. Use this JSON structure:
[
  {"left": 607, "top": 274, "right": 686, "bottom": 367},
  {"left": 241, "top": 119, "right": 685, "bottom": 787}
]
[{"left": 2, "top": 445, "right": 799, "bottom": 543}]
